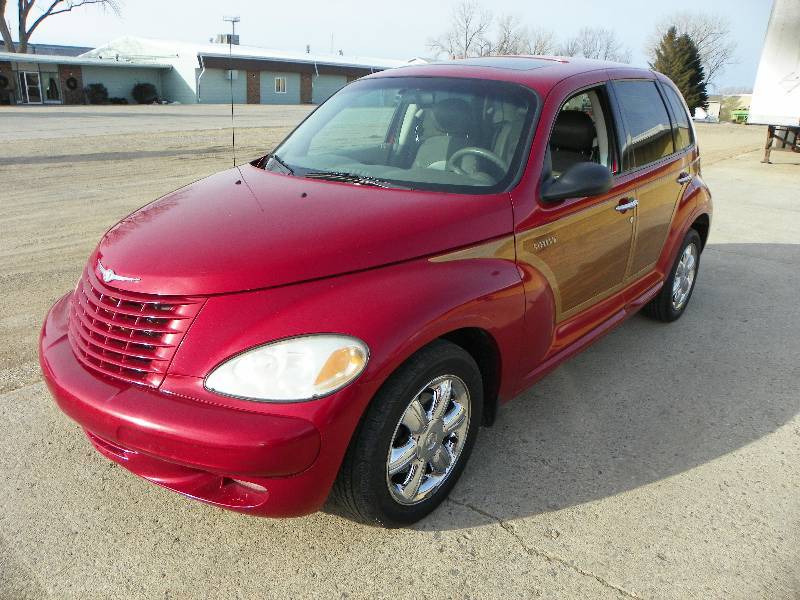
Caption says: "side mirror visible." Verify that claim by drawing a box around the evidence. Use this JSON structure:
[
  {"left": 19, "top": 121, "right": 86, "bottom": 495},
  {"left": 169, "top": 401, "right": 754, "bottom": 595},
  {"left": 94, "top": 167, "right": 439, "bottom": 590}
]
[{"left": 540, "top": 162, "right": 613, "bottom": 203}]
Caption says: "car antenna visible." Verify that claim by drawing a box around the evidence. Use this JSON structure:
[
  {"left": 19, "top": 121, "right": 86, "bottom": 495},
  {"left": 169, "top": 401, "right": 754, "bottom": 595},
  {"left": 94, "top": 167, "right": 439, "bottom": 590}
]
[{"left": 223, "top": 15, "right": 240, "bottom": 168}]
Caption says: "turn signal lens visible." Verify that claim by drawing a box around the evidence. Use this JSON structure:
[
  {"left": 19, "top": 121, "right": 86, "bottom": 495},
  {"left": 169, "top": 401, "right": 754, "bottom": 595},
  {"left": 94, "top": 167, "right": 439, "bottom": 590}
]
[{"left": 314, "top": 347, "right": 367, "bottom": 392}]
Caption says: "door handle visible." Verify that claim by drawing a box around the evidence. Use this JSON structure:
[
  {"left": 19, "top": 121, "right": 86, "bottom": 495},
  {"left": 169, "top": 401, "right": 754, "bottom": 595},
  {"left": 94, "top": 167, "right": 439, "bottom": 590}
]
[
  {"left": 677, "top": 172, "right": 693, "bottom": 184},
  {"left": 615, "top": 198, "right": 638, "bottom": 213}
]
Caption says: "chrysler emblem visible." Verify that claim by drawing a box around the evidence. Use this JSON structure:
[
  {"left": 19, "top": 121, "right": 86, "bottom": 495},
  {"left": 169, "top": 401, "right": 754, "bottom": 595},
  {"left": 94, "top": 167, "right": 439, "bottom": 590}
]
[{"left": 97, "top": 260, "right": 140, "bottom": 284}]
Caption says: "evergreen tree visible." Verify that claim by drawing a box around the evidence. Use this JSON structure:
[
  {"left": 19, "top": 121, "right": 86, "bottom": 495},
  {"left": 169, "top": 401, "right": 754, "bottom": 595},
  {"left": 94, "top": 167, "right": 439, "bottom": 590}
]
[{"left": 651, "top": 26, "right": 709, "bottom": 116}]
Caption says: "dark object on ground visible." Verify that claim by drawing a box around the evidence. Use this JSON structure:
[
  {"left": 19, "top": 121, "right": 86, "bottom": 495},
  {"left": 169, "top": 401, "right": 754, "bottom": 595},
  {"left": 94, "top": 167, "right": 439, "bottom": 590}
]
[
  {"left": 132, "top": 83, "right": 159, "bottom": 104},
  {"left": 85, "top": 83, "right": 109, "bottom": 105}
]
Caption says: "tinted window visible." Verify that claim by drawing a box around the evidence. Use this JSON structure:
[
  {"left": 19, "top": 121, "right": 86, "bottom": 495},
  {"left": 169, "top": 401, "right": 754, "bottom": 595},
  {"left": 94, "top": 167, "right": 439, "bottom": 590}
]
[
  {"left": 663, "top": 85, "right": 693, "bottom": 151},
  {"left": 615, "top": 80, "right": 675, "bottom": 169}
]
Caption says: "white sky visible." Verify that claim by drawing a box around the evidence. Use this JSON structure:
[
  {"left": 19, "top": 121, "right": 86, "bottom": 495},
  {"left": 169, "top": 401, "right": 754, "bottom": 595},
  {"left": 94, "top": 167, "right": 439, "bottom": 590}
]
[{"left": 8, "top": 0, "right": 772, "bottom": 91}]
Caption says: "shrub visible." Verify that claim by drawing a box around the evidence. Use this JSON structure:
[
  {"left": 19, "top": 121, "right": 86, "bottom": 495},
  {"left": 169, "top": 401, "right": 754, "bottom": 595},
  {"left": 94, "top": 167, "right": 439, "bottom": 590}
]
[
  {"left": 109, "top": 97, "right": 129, "bottom": 105},
  {"left": 719, "top": 96, "right": 741, "bottom": 123},
  {"left": 132, "top": 82, "right": 158, "bottom": 104},
  {"left": 84, "top": 83, "right": 109, "bottom": 105}
]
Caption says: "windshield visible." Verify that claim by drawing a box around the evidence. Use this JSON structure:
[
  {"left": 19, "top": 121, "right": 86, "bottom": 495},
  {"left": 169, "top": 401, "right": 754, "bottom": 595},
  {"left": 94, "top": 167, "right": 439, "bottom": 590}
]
[{"left": 267, "top": 76, "right": 538, "bottom": 193}]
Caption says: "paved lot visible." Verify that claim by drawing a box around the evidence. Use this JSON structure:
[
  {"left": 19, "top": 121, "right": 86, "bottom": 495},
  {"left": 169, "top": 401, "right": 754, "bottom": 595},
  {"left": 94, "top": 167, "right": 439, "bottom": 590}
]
[
  {"left": 0, "top": 107, "right": 798, "bottom": 599},
  {"left": 0, "top": 104, "right": 313, "bottom": 141}
]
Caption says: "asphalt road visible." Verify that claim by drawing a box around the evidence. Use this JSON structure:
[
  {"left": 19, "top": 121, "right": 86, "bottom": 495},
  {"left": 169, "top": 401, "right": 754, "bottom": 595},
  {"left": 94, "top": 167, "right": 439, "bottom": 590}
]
[{"left": 0, "top": 106, "right": 797, "bottom": 599}]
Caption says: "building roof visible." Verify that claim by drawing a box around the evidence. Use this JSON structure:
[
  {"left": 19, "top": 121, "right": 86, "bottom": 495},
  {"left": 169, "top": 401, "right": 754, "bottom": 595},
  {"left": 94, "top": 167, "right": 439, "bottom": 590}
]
[
  {"left": 0, "top": 42, "right": 94, "bottom": 56},
  {"left": 0, "top": 50, "right": 172, "bottom": 69},
  {"left": 81, "top": 36, "right": 416, "bottom": 70}
]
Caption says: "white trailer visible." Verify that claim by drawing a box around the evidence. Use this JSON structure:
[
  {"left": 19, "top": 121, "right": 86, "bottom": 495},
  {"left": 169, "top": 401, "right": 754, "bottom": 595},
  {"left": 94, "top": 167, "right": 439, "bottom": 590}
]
[{"left": 748, "top": 0, "right": 800, "bottom": 162}]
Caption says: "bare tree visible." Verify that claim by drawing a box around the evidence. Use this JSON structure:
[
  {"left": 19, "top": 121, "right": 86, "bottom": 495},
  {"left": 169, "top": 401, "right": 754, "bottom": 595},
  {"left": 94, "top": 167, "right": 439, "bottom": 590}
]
[
  {"left": 429, "top": 1, "right": 627, "bottom": 63},
  {"left": 428, "top": 0, "right": 492, "bottom": 59},
  {"left": 559, "top": 27, "right": 631, "bottom": 63},
  {"left": 720, "top": 85, "right": 753, "bottom": 95},
  {"left": 455, "top": 12, "right": 558, "bottom": 57},
  {"left": 1, "top": 0, "right": 121, "bottom": 54},
  {"left": 491, "top": 14, "right": 529, "bottom": 55},
  {"left": 645, "top": 11, "right": 736, "bottom": 85},
  {"left": 526, "top": 27, "right": 557, "bottom": 55},
  {"left": 0, "top": 0, "right": 15, "bottom": 50},
  {"left": 557, "top": 36, "right": 581, "bottom": 58}
]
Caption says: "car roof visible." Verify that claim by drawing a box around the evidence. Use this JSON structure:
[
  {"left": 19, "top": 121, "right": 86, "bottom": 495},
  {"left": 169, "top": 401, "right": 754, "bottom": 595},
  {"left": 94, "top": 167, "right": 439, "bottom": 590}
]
[{"left": 369, "top": 56, "right": 656, "bottom": 94}]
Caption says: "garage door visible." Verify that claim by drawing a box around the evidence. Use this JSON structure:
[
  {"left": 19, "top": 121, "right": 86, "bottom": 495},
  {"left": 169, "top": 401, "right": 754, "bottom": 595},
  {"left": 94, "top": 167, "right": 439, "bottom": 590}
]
[{"left": 312, "top": 74, "right": 347, "bottom": 104}]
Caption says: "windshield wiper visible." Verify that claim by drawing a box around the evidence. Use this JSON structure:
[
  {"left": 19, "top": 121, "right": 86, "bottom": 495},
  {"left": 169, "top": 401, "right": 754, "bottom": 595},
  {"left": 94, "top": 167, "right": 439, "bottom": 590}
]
[
  {"left": 264, "top": 153, "right": 294, "bottom": 175},
  {"left": 304, "top": 171, "right": 409, "bottom": 190}
]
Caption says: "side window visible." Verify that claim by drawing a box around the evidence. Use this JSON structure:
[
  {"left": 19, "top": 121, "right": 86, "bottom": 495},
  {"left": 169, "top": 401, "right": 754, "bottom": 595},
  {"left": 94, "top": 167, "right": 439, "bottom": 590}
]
[
  {"left": 614, "top": 80, "right": 675, "bottom": 169},
  {"left": 663, "top": 85, "right": 693, "bottom": 151},
  {"left": 548, "top": 87, "right": 616, "bottom": 178}
]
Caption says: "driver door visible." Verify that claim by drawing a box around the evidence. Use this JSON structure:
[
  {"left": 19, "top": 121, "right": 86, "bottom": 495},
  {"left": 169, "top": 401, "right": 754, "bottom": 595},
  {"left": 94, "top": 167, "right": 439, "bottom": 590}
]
[{"left": 516, "top": 86, "right": 635, "bottom": 323}]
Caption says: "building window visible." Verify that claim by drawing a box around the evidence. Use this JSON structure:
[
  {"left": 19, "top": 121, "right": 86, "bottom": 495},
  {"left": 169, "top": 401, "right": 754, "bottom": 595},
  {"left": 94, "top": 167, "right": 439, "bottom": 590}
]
[
  {"left": 41, "top": 70, "right": 61, "bottom": 103},
  {"left": 275, "top": 77, "right": 287, "bottom": 94}
]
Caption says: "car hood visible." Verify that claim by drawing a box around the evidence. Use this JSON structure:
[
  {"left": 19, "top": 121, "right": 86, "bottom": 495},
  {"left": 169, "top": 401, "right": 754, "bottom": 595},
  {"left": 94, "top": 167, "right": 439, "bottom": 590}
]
[{"left": 95, "top": 164, "right": 513, "bottom": 296}]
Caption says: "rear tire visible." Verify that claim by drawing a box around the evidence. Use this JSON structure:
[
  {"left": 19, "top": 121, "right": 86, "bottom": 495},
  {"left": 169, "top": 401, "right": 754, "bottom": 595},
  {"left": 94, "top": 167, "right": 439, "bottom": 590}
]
[
  {"left": 329, "top": 340, "right": 483, "bottom": 527},
  {"left": 643, "top": 229, "right": 702, "bottom": 322}
]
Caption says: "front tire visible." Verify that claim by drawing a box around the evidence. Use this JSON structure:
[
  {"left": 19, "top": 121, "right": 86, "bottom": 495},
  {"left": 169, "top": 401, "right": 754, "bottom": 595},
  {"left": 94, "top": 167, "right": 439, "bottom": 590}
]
[
  {"left": 643, "top": 228, "right": 702, "bottom": 322},
  {"left": 330, "top": 340, "right": 483, "bottom": 527}
]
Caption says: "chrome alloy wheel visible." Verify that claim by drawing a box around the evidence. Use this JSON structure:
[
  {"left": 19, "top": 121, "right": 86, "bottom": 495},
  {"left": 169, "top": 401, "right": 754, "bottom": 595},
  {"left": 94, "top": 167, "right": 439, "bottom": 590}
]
[
  {"left": 386, "top": 375, "right": 471, "bottom": 505},
  {"left": 672, "top": 242, "right": 698, "bottom": 311}
]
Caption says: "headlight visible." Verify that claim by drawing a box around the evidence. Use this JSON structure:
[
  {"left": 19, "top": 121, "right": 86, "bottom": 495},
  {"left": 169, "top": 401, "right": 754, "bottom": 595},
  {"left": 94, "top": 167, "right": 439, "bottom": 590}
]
[{"left": 205, "top": 335, "right": 369, "bottom": 402}]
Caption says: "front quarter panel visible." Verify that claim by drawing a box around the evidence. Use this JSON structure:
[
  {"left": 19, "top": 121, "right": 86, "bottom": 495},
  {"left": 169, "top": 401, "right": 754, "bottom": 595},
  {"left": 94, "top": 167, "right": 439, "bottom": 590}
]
[{"left": 166, "top": 252, "right": 526, "bottom": 503}]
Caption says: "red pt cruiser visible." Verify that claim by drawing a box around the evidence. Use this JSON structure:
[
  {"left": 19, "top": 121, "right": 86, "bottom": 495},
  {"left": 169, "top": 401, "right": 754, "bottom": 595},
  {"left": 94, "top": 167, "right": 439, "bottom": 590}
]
[{"left": 40, "top": 57, "right": 712, "bottom": 527}]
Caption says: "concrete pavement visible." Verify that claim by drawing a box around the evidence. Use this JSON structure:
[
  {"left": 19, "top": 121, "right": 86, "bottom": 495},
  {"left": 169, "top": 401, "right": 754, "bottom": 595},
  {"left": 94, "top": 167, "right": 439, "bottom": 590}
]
[{"left": 0, "top": 108, "right": 797, "bottom": 599}]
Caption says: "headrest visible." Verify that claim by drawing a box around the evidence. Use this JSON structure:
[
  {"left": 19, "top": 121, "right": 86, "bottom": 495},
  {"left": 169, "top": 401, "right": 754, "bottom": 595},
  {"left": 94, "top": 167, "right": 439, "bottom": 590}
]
[
  {"left": 551, "top": 110, "right": 596, "bottom": 152},
  {"left": 432, "top": 98, "right": 472, "bottom": 135},
  {"left": 415, "top": 91, "right": 435, "bottom": 107}
]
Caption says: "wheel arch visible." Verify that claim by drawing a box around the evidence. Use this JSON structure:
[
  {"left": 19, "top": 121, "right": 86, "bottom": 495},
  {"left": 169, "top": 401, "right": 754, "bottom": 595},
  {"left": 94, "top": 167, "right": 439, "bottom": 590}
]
[
  {"left": 691, "top": 213, "right": 710, "bottom": 250},
  {"left": 439, "top": 327, "right": 502, "bottom": 426}
]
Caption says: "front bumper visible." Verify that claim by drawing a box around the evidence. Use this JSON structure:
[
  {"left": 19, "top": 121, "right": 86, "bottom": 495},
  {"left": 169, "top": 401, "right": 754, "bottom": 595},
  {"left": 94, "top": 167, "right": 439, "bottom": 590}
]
[{"left": 39, "top": 293, "right": 335, "bottom": 516}]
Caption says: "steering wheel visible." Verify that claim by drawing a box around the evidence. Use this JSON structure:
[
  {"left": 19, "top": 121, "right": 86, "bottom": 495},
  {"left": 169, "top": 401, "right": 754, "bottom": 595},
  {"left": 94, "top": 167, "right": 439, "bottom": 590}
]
[{"left": 446, "top": 147, "right": 508, "bottom": 176}]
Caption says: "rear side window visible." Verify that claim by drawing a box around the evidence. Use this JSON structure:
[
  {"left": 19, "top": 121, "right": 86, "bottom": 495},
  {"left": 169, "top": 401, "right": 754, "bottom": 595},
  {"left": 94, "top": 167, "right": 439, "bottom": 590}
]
[
  {"left": 614, "top": 80, "right": 675, "bottom": 169},
  {"left": 663, "top": 85, "right": 693, "bottom": 151}
]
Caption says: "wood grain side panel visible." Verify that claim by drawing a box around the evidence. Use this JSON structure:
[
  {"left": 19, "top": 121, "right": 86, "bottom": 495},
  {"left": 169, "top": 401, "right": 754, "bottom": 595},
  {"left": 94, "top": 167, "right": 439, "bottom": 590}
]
[
  {"left": 429, "top": 236, "right": 516, "bottom": 263},
  {"left": 431, "top": 192, "right": 638, "bottom": 326},
  {"left": 517, "top": 197, "right": 634, "bottom": 322},
  {"left": 627, "top": 159, "right": 687, "bottom": 275}
]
